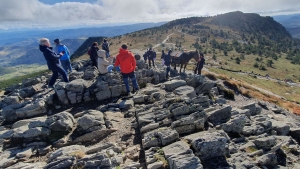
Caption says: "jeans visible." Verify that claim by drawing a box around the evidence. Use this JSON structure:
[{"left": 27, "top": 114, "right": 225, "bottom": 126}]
[
  {"left": 194, "top": 66, "right": 203, "bottom": 75},
  {"left": 106, "top": 52, "right": 110, "bottom": 58},
  {"left": 90, "top": 57, "right": 97, "bottom": 68},
  {"left": 61, "top": 59, "right": 72, "bottom": 73},
  {"left": 121, "top": 72, "right": 139, "bottom": 92},
  {"left": 49, "top": 66, "right": 69, "bottom": 86},
  {"left": 107, "top": 65, "right": 114, "bottom": 73}
]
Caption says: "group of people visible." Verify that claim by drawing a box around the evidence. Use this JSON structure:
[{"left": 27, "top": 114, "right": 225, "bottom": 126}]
[
  {"left": 143, "top": 48, "right": 157, "bottom": 68},
  {"left": 39, "top": 37, "right": 205, "bottom": 95}
]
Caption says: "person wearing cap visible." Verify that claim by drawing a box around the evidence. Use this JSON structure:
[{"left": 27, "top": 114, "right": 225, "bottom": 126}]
[
  {"left": 164, "top": 50, "right": 172, "bottom": 79},
  {"left": 39, "top": 38, "right": 69, "bottom": 88},
  {"left": 115, "top": 44, "right": 139, "bottom": 96},
  {"left": 97, "top": 49, "right": 114, "bottom": 74},
  {"left": 102, "top": 39, "right": 110, "bottom": 58},
  {"left": 54, "top": 38, "right": 72, "bottom": 73},
  {"left": 194, "top": 53, "right": 205, "bottom": 75}
]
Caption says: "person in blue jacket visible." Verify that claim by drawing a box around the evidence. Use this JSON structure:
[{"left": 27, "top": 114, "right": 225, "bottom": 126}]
[
  {"left": 54, "top": 38, "right": 72, "bottom": 73},
  {"left": 39, "top": 38, "right": 69, "bottom": 88},
  {"left": 164, "top": 50, "right": 172, "bottom": 79}
]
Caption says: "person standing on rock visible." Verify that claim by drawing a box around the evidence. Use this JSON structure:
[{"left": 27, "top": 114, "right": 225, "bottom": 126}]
[
  {"left": 147, "top": 48, "right": 155, "bottom": 68},
  {"left": 161, "top": 50, "right": 165, "bottom": 66},
  {"left": 54, "top": 38, "right": 72, "bottom": 73},
  {"left": 90, "top": 42, "right": 99, "bottom": 68},
  {"left": 194, "top": 53, "right": 205, "bottom": 75},
  {"left": 39, "top": 38, "right": 69, "bottom": 88},
  {"left": 115, "top": 44, "right": 139, "bottom": 96},
  {"left": 165, "top": 50, "right": 172, "bottom": 79},
  {"left": 102, "top": 39, "right": 110, "bottom": 58},
  {"left": 143, "top": 50, "right": 148, "bottom": 63}
]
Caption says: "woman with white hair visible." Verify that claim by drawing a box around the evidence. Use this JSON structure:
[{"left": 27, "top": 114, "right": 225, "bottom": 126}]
[
  {"left": 39, "top": 38, "right": 69, "bottom": 88},
  {"left": 97, "top": 49, "right": 114, "bottom": 74}
]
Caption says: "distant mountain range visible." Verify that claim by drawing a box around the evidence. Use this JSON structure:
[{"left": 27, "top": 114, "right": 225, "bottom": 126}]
[
  {"left": 0, "top": 22, "right": 166, "bottom": 68},
  {"left": 273, "top": 13, "right": 300, "bottom": 38}
]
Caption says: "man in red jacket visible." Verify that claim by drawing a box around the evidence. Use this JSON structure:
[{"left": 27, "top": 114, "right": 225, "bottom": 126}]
[{"left": 115, "top": 44, "right": 139, "bottom": 96}]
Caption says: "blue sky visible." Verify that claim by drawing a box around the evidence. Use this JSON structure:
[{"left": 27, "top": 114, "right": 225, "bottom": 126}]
[{"left": 0, "top": 0, "right": 299, "bottom": 30}]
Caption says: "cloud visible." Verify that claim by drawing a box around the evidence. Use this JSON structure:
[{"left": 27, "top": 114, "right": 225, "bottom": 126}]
[{"left": 0, "top": 0, "right": 300, "bottom": 29}]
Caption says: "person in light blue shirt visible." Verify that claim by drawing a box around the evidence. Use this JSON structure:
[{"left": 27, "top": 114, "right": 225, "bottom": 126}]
[{"left": 54, "top": 38, "right": 72, "bottom": 73}]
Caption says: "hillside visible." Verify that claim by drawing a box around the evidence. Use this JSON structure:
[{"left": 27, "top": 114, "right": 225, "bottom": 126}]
[{"left": 72, "top": 11, "right": 300, "bottom": 109}]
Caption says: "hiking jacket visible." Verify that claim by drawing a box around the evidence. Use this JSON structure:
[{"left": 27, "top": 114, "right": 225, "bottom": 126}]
[
  {"left": 39, "top": 45, "right": 62, "bottom": 70},
  {"left": 164, "top": 50, "right": 172, "bottom": 66},
  {"left": 147, "top": 50, "right": 154, "bottom": 59},
  {"left": 97, "top": 54, "right": 113, "bottom": 74},
  {"left": 55, "top": 43, "right": 70, "bottom": 60},
  {"left": 102, "top": 42, "right": 109, "bottom": 53},
  {"left": 90, "top": 46, "right": 99, "bottom": 61},
  {"left": 115, "top": 48, "right": 136, "bottom": 74}
]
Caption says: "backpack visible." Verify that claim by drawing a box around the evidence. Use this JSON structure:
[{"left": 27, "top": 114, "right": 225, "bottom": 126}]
[{"left": 87, "top": 48, "right": 92, "bottom": 55}]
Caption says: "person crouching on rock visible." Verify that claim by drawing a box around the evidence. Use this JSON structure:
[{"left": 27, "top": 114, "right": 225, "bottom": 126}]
[
  {"left": 97, "top": 49, "right": 114, "bottom": 74},
  {"left": 164, "top": 50, "right": 172, "bottom": 79},
  {"left": 115, "top": 44, "right": 139, "bottom": 96},
  {"left": 39, "top": 38, "right": 69, "bottom": 88}
]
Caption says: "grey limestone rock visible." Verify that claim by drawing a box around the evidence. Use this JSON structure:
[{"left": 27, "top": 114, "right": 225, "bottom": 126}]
[
  {"left": 164, "top": 80, "right": 187, "bottom": 91},
  {"left": 173, "top": 86, "right": 196, "bottom": 99}
]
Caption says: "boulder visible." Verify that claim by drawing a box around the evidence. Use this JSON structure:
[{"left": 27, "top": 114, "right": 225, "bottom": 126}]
[
  {"left": 195, "top": 80, "right": 216, "bottom": 94},
  {"left": 173, "top": 86, "right": 196, "bottom": 98},
  {"left": 222, "top": 115, "right": 246, "bottom": 133},
  {"left": 207, "top": 105, "right": 232, "bottom": 125},
  {"left": 186, "top": 74, "right": 205, "bottom": 88},
  {"left": 290, "top": 128, "right": 300, "bottom": 143},
  {"left": 142, "top": 127, "right": 179, "bottom": 149},
  {"left": 45, "top": 112, "right": 75, "bottom": 132},
  {"left": 15, "top": 99, "right": 46, "bottom": 119},
  {"left": 253, "top": 136, "right": 276, "bottom": 150},
  {"left": 164, "top": 80, "right": 186, "bottom": 91},
  {"left": 185, "top": 131, "right": 228, "bottom": 160},
  {"left": 271, "top": 120, "right": 290, "bottom": 136},
  {"left": 77, "top": 110, "right": 106, "bottom": 133}
]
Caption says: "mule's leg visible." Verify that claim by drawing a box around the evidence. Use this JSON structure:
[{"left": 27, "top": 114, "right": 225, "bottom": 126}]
[
  {"left": 183, "top": 64, "right": 187, "bottom": 73},
  {"left": 179, "top": 64, "right": 183, "bottom": 73}
]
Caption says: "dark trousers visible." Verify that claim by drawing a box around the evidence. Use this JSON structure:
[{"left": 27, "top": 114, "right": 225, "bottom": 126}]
[
  {"left": 121, "top": 71, "right": 139, "bottom": 92},
  {"left": 49, "top": 66, "right": 69, "bottom": 86},
  {"left": 194, "top": 66, "right": 203, "bottom": 75},
  {"left": 148, "top": 58, "right": 155, "bottom": 67},
  {"left": 91, "top": 57, "right": 97, "bottom": 68}
]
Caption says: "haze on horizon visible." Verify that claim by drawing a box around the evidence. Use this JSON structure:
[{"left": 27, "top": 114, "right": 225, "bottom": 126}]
[{"left": 0, "top": 0, "right": 299, "bottom": 30}]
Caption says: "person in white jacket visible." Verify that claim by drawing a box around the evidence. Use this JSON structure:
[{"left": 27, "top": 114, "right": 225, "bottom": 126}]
[{"left": 97, "top": 49, "right": 114, "bottom": 74}]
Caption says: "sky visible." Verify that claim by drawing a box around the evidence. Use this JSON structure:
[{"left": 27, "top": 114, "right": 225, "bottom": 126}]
[{"left": 0, "top": 0, "right": 300, "bottom": 30}]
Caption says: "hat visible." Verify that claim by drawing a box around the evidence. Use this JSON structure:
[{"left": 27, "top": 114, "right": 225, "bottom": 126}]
[
  {"left": 121, "top": 44, "right": 127, "bottom": 49},
  {"left": 54, "top": 38, "right": 60, "bottom": 43}
]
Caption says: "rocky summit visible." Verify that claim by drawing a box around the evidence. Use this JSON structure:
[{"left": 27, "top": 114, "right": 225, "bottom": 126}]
[{"left": 0, "top": 59, "right": 300, "bottom": 169}]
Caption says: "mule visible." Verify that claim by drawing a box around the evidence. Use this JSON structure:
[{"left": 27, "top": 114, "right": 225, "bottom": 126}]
[{"left": 172, "top": 50, "right": 200, "bottom": 73}]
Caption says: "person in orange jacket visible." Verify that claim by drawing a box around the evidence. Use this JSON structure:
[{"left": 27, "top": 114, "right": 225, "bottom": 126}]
[{"left": 115, "top": 44, "right": 139, "bottom": 96}]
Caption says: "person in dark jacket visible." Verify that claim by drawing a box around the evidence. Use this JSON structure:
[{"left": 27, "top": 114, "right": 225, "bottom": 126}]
[
  {"left": 147, "top": 48, "right": 155, "bottom": 68},
  {"left": 39, "top": 38, "right": 69, "bottom": 88},
  {"left": 102, "top": 39, "right": 110, "bottom": 58},
  {"left": 143, "top": 50, "right": 148, "bottom": 63},
  {"left": 161, "top": 50, "right": 165, "bottom": 66},
  {"left": 164, "top": 50, "right": 172, "bottom": 79},
  {"left": 194, "top": 53, "right": 205, "bottom": 75},
  {"left": 90, "top": 42, "right": 99, "bottom": 68}
]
